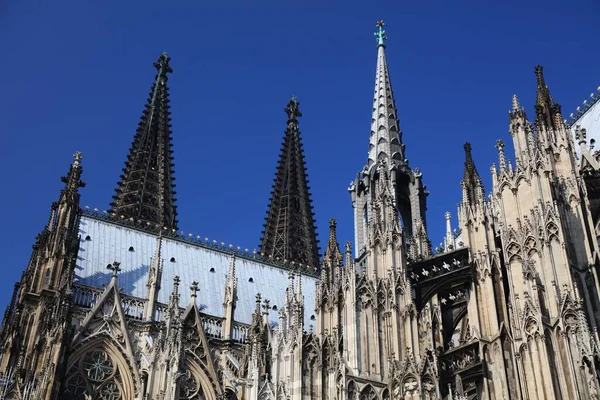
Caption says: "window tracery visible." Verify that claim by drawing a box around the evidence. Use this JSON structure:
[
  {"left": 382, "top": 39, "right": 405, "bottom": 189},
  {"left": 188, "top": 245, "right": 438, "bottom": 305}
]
[
  {"left": 64, "top": 349, "right": 125, "bottom": 400},
  {"left": 179, "top": 368, "right": 205, "bottom": 399}
]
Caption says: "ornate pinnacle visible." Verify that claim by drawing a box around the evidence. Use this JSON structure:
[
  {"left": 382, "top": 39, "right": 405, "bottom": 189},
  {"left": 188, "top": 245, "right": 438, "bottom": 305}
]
[
  {"left": 285, "top": 97, "right": 302, "bottom": 121},
  {"left": 374, "top": 20, "right": 387, "bottom": 47},
  {"left": 495, "top": 140, "right": 507, "bottom": 172}
]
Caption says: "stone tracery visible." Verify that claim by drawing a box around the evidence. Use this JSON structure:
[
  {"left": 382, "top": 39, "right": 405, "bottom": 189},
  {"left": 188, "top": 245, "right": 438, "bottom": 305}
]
[{"left": 64, "top": 349, "right": 126, "bottom": 400}]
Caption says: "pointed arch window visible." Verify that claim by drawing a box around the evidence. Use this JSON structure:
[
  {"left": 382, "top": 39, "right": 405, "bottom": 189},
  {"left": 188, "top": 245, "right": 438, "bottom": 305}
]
[{"left": 64, "top": 349, "right": 126, "bottom": 400}]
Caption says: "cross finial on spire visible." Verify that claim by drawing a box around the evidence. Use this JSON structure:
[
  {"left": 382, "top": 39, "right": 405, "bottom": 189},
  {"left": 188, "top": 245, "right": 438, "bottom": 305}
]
[
  {"left": 375, "top": 20, "right": 387, "bottom": 47},
  {"left": 285, "top": 96, "right": 302, "bottom": 121},
  {"left": 190, "top": 281, "right": 199, "bottom": 299},
  {"left": 107, "top": 261, "right": 121, "bottom": 278},
  {"left": 154, "top": 52, "right": 173, "bottom": 75},
  {"left": 73, "top": 151, "right": 83, "bottom": 166}
]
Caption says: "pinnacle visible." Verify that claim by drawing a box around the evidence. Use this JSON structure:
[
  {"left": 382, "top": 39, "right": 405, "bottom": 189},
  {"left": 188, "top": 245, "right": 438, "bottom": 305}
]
[
  {"left": 462, "top": 142, "right": 484, "bottom": 206},
  {"left": 323, "top": 218, "right": 342, "bottom": 267}
]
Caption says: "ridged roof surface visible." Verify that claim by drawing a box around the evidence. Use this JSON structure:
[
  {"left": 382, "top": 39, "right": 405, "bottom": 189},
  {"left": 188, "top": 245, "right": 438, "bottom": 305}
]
[
  {"left": 76, "top": 216, "right": 317, "bottom": 326},
  {"left": 570, "top": 97, "right": 600, "bottom": 157}
]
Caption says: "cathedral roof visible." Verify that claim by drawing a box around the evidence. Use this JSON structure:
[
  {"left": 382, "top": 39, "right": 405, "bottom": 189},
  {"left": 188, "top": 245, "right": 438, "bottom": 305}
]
[
  {"left": 75, "top": 215, "right": 317, "bottom": 326},
  {"left": 568, "top": 87, "right": 600, "bottom": 158}
]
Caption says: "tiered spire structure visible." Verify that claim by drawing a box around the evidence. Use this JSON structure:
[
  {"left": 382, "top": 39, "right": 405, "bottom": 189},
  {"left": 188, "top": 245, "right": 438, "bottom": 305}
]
[
  {"left": 534, "top": 65, "right": 562, "bottom": 129},
  {"left": 0, "top": 153, "right": 85, "bottom": 398},
  {"left": 461, "top": 142, "right": 484, "bottom": 207},
  {"left": 110, "top": 52, "right": 178, "bottom": 229},
  {"left": 350, "top": 21, "right": 428, "bottom": 255},
  {"left": 259, "top": 97, "right": 320, "bottom": 272},
  {"left": 367, "top": 20, "right": 406, "bottom": 169}
]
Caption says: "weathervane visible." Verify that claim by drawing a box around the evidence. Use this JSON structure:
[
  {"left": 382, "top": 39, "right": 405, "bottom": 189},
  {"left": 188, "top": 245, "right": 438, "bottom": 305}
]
[{"left": 375, "top": 20, "right": 387, "bottom": 47}]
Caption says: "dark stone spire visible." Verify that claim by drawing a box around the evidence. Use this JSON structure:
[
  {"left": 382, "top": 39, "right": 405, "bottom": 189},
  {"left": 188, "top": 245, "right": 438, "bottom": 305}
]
[
  {"left": 110, "top": 52, "right": 178, "bottom": 229},
  {"left": 259, "top": 97, "right": 320, "bottom": 273},
  {"left": 534, "top": 65, "right": 562, "bottom": 129},
  {"left": 462, "top": 143, "right": 484, "bottom": 207}
]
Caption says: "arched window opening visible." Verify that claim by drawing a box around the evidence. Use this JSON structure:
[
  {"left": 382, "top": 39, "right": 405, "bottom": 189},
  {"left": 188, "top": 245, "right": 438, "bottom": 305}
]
[
  {"left": 347, "top": 381, "right": 357, "bottom": 400},
  {"left": 359, "top": 385, "right": 377, "bottom": 400},
  {"left": 63, "top": 348, "right": 126, "bottom": 400}
]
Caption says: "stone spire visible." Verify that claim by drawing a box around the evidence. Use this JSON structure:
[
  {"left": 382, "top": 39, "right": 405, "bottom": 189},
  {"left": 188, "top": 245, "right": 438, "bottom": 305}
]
[
  {"left": 110, "top": 52, "right": 178, "bottom": 230},
  {"left": 323, "top": 219, "right": 343, "bottom": 269},
  {"left": 350, "top": 21, "right": 428, "bottom": 255},
  {"left": 259, "top": 97, "right": 320, "bottom": 272},
  {"left": 367, "top": 20, "right": 405, "bottom": 170},
  {"left": 461, "top": 143, "right": 484, "bottom": 207},
  {"left": 0, "top": 153, "right": 85, "bottom": 398},
  {"left": 31, "top": 152, "right": 86, "bottom": 293},
  {"left": 534, "top": 65, "right": 562, "bottom": 129}
]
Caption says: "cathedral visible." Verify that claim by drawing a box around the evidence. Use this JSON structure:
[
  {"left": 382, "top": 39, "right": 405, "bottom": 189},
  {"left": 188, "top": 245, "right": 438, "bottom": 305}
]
[{"left": 2, "top": 21, "right": 600, "bottom": 400}]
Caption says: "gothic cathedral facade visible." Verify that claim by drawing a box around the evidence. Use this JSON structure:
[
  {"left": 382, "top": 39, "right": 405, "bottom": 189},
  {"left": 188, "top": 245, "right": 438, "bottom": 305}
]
[{"left": 1, "top": 22, "right": 600, "bottom": 400}]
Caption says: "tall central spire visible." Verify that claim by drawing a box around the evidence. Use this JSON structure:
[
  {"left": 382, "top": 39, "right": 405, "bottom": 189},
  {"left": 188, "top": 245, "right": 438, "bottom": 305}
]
[
  {"left": 259, "top": 97, "right": 320, "bottom": 273},
  {"left": 350, "top": 21, "right": 428, "bottom": 256},
  {"left": 110, "top": 52, "right": 178, "bottom": 229},
  {"left": 367, "top": 20, "right": 405, "bottom": 170}
]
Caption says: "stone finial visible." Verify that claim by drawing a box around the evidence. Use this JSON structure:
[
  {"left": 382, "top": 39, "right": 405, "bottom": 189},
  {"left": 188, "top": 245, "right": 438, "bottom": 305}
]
[
  {"left": 190, "top": 281, "right": 199, "bottom": 299},
  {"left": 575, "top": 126, "right": 588, "bottom": 146},
  {"left": 262, "top": 299, "right": 270, "bottom": 315},
  {"left": 107, "top": 262, "right": 121, "bottom": 278}
]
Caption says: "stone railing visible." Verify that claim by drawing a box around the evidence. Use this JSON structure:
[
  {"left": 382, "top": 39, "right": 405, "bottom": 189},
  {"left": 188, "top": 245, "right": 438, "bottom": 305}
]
[
  {"left": 232, "top": 323, "right": 250, "bottom": 344},
  {"left": 71, "top": 284, "right": 250, "bottom": 343},
  {"left": 72, "top": 284, "right": 105, "bottom": 308}
]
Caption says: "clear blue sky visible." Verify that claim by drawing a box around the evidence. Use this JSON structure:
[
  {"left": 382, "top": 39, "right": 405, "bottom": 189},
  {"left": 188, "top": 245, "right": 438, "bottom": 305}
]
[{"left": 0, "top": 0, "right": 598, "bottom": 312}]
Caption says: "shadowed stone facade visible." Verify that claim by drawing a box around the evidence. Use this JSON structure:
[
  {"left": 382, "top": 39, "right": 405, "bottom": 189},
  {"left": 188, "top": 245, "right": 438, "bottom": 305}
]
[{"left": 1, "top": 21, "right": 600, "bottom": 400}]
